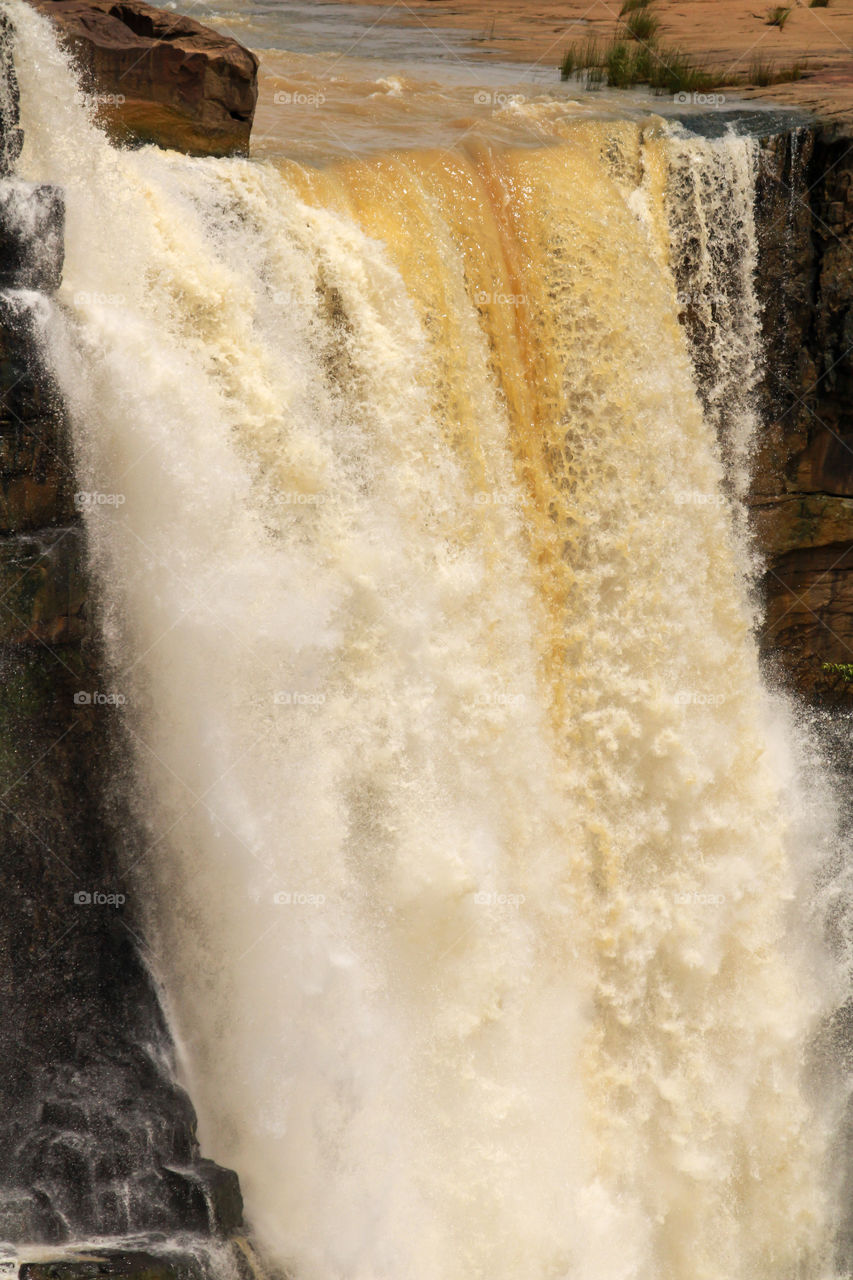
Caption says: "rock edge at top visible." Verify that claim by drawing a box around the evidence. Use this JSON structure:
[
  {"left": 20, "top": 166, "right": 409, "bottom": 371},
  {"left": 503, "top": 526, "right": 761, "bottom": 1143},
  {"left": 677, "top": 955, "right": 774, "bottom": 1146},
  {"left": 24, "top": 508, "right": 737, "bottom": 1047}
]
[{"left": 25, "top": 0, "right": 259, "bottom": 157}]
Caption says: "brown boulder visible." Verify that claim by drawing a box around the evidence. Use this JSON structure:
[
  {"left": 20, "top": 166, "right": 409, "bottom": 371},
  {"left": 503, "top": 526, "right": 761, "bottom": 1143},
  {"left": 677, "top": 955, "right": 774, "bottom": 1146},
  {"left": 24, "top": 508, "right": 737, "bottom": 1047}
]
[{"left": 25, "top": 0, "right": 258, "bottom": 157}]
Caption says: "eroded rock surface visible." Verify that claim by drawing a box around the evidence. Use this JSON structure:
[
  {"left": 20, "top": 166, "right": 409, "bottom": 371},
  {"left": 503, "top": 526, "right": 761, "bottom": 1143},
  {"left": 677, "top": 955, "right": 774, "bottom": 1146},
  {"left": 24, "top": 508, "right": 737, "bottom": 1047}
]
[
  {"left": 751, "top": 127, "right": 853, "bottom": 705},
  {"left": 25, "top": 0, "right": 258, "bottom": 156}
]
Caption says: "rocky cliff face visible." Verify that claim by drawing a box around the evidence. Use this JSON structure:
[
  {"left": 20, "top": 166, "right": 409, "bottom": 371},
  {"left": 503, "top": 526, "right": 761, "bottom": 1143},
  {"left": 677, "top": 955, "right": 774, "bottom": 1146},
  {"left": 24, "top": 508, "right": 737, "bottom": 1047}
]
[
  {"left": 24, "top": 0, "right": 258, "bottom": 157},
  {"left": 750, "top": 124, "right": 853, "bottom": 705},
  {"left": 0, "top": 9, "right": 247, "bottom": 1264}
]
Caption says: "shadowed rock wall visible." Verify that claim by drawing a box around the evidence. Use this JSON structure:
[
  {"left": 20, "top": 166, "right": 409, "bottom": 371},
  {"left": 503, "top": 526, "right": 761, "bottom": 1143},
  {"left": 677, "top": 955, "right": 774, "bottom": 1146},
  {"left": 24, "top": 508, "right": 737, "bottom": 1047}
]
[
  {"left": 751, "top": 125, "right": 853, "bottom": 705},
  {"left": 0, "top": 9, "right": 245, "bottom": 1255}
]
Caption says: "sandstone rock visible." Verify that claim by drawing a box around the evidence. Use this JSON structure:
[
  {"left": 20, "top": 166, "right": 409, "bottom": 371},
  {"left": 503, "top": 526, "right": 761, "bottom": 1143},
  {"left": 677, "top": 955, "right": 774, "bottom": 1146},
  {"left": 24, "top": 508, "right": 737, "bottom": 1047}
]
[
  {"left": 25, "top": 0, "right": 258, "bottom": 157},
  {"left": 761, "top": 543, "right": 853, "bottom": 704},
  {"left": 751, "top": 494, "right": 853, "bottom": 557}
]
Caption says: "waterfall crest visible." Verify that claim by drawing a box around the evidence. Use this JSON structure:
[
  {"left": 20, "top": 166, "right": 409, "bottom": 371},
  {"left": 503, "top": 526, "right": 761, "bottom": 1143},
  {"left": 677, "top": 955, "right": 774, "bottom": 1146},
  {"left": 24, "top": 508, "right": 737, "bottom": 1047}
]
[{"left": 9, "top": 2, "right": 847, "bottom": 1275}]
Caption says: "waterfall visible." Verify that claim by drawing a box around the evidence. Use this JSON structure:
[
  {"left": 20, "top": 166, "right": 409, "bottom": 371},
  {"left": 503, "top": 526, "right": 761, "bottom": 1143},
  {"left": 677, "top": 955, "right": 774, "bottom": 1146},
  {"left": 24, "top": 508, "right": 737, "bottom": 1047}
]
[{"left": 8, "top": 0, "right": 850, "bottom": 1275}]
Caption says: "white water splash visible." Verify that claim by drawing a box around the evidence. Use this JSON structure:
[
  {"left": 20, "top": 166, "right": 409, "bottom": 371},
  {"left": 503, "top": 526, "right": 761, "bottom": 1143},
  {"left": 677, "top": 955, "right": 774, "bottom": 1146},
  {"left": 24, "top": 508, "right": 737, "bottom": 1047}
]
[{"left": 8, "top": 2, "right": 849, "bottom": 1276}]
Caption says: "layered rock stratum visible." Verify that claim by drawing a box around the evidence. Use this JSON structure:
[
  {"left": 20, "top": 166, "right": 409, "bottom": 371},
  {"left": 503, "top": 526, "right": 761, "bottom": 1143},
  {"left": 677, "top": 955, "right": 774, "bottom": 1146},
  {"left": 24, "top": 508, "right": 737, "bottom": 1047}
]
[{"left": 752, "top": 129, "right": 853, "bottom": 704}]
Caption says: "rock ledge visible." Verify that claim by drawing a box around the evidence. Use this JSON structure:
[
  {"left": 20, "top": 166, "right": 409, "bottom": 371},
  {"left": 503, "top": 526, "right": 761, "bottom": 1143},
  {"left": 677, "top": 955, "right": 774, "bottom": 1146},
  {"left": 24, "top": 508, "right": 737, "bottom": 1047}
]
[{"left": 26, "top": 0, "right": 258, "bottom": 157}]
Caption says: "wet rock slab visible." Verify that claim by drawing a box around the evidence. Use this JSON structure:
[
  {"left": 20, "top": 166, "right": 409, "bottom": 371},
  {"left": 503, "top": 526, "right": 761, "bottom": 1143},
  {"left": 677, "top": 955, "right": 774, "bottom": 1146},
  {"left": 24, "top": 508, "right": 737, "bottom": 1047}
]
[
  {"left": 20, "top": 1254, "right": 207, "bottom": 1280},
  {"left": 14, "top": 1249, "right": 222, "bottom": 1280},
  {"left": 2, "top": 1239, "right": 269, "bottom": 1280}
]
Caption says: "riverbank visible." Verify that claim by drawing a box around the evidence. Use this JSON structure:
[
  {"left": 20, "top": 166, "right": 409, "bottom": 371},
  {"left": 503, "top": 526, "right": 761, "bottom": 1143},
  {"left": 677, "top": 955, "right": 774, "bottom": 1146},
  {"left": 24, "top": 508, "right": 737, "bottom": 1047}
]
[{"left": 329, "top": 0, "right": 853, "bottom": 124}]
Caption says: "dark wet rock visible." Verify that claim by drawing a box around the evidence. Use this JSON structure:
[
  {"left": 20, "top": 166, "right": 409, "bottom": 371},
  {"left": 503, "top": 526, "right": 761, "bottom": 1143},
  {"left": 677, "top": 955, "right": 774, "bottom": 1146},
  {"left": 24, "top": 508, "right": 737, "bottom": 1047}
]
[
  {"left": 0, "top": 609, "right": 244, "bottom": 1242},
  {"left": 0, "top": 33, "right": 246, "bottom": 1249},
  {"left": 20, "top": 1251, "right": 209, "bottom": 1280},
  {"left": 0, "top": 526, "right": 87, "bottom": 645},
  {"left": 0, "top": 12, "right": 23, "bottom": 175},
  {"left": 0, "top": 294, "right": 75, "bottom": 535},
  {"left": 161, "top": 1163, "right": 243, "bottom": 1236},
  {"left": 0, "top": 1191, "right": 67, "bottom": 1245},
  {"left": 38, "top": 1103, "right": 88, "bottom": 1132},
  {"left": 0, "top": 184, "right": 64, "bottom": 293}
]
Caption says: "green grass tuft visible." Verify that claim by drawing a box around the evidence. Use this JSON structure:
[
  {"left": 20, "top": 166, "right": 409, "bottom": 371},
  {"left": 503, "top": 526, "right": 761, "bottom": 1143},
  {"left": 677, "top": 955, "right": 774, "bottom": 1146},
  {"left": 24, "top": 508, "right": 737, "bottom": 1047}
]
[
  {"left": 823, "top": 662, "right": 853, "bottom": 682},
  {"left": 561, "top": 0, "right": 807, "bottom": 95},
  {"left": 748, "top": 55, "right": 804, "bottom": 84},
  {"left": 560, "top": 45, "right": 575, "bottom": 80},
  {"left": 604, "top": 41, "right": 631, "bottom": 86},
  {"left": 623, "top": 9, "right": 660, "bottom": 40}
]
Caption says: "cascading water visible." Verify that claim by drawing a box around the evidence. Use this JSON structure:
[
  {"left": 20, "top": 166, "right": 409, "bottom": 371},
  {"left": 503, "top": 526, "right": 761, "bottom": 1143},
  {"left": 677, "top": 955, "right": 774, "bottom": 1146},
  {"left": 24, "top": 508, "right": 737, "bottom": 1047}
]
[{"left": 8, "top": 0, "right": 851, "bottom": 1275}]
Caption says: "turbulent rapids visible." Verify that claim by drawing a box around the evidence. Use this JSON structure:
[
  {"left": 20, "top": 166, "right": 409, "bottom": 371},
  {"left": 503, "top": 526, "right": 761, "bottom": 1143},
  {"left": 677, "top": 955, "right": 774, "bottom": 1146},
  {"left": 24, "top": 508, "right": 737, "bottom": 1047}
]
[{"left": 8, "top": 1, "right": 852, "bottom": 1276}]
